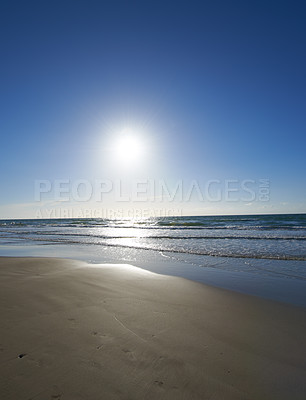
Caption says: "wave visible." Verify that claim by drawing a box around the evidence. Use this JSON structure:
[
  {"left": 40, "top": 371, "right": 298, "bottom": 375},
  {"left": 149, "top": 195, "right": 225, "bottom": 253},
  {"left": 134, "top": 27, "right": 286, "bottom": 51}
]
[
  {"left": 1, "top": 214, "right": 306, "bottom": 230},
  {"left": 1, "top": 225, "right": 306, "bottom": 231},
  {"left": 1, "top": 234, "right": 306, "bottom": 261},
  {"left": 1, "top": 229, "right": 306, "bottom": 241},
  {"left": 1, "top": 214, "right": 305, "bottom": 262}
]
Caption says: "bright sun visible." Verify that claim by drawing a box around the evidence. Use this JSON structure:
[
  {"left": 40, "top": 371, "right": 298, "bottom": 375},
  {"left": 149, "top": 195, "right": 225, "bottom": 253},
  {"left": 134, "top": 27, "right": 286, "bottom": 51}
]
[{"left": 112, "top": 128, "right": 146, "bottom": 167}]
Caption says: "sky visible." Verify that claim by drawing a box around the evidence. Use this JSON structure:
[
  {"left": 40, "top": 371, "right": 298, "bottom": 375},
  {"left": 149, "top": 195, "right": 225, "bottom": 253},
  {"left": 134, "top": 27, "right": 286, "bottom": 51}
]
[{"left": 0, "top": 0, "right": 305, "bottom": 218}]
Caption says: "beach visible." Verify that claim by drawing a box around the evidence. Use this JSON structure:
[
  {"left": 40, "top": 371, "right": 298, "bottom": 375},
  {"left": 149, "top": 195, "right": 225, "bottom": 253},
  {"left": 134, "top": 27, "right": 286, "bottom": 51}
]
[
  {"left": 2, "top": 0, "right": 306, "bottom": 398},
  {"left": 1, "top": 257, "right": 306, "bottom": 399},
  {"left": 1, "top": 214, "right": 306, "bottom": 307}
]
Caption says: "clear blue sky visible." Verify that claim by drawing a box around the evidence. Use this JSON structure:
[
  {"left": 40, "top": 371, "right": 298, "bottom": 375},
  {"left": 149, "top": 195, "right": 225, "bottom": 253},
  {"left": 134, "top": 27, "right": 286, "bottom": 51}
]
[{"left": 0, "top": 0, "right": 305, "bottom": 218}]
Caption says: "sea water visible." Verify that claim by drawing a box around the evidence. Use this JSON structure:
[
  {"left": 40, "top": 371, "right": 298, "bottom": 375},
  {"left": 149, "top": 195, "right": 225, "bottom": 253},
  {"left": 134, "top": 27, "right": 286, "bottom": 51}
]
[{"left": 1, "top": 214, "right": 306, "bottom": 306}]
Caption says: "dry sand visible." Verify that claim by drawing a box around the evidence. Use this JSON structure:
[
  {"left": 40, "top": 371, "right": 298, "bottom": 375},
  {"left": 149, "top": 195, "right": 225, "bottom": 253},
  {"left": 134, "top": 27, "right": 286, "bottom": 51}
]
[{"left": 0, "top": 257, "right": 306, "bottom": 400}]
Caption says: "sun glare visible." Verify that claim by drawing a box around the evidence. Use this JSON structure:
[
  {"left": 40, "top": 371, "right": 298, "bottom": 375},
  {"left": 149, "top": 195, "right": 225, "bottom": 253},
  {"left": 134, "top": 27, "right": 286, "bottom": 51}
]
[{"left": 112, "top": 128, "right": 146, "bottom": 167}]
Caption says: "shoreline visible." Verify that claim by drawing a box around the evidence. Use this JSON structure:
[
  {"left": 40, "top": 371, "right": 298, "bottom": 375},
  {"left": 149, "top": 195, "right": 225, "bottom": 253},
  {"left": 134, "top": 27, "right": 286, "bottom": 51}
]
[
  {"left": 1, "top": 245, "right": 306, "bottom": 308},
  {"left": 1, "top": 257, "right": 306, "bottom": 399}
]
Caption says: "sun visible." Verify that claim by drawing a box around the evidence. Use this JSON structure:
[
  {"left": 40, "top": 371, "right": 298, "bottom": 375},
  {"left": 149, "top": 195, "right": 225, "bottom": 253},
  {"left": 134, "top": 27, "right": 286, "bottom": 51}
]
[{"left": 112, "top": 128, "right": 146, "bottom": 167}]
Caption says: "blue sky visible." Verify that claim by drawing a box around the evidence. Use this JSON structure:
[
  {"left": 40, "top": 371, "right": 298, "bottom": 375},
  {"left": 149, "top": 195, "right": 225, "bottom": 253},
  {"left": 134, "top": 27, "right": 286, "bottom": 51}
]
[{"left": 0, "top": 0, "right": 305, "bottom": 218}]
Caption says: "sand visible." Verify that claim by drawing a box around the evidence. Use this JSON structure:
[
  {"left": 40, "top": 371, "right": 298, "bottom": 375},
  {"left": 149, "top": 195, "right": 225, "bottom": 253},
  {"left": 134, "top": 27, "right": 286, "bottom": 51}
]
[{"left": 0, "top": 257, "right": 306, "bottom": 400}]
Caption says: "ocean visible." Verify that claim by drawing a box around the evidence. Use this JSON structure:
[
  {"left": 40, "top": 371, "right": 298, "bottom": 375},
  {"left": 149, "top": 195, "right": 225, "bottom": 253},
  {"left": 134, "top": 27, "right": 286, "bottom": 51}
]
[{"left": 1, "top": 214, "right": 306, "bottom": 306}]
